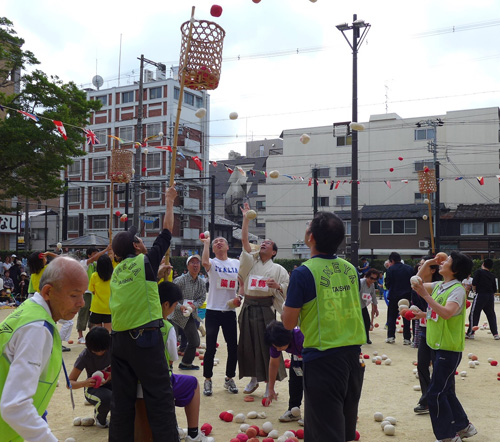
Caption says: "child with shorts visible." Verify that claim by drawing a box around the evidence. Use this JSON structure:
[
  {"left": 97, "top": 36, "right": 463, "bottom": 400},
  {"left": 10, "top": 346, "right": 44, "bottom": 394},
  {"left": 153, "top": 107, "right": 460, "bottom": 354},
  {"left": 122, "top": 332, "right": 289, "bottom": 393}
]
[
  {"left": 137, "top": 281, "right": 214, "bottom": 442},
  {"left": 264, "top": 320, "right": 304, "bottom": 424},
  {"left": 69, "top": 327, "right": 112, "bottom": 428}
]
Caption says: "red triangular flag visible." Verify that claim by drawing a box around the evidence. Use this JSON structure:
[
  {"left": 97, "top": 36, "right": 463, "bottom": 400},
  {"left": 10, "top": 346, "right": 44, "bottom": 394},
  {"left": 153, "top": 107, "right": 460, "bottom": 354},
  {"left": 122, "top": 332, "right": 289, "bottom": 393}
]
[
  {"left": 477, "top": 176, "right": 484, "bottom": 185},
  {"left": 225, "top": 164, "right": 234, "bottom": 174},
  {"left": 210, "top": 161, "right": 218, "bottom": 168},
  {"left": 192, "top": 156, "right": 203, "bottom": 171},
  {"left": 53, "top": 120, "right": 68, "bottom": 140},
  {"left": 385, "top": 180, "right": 392, "bottom": 189},
  {"left": 335, "top": 180, "right": 340, "bottom": 189},
  {"left": 308, "top": 178, "right": 312, "bottom": 187}
]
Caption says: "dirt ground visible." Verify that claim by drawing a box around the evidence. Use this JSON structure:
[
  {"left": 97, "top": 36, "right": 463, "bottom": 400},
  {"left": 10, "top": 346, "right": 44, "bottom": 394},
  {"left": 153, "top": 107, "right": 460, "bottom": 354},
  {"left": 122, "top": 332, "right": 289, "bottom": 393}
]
[{"left": 2, "top": 300, "right": 500, "bottom": 442}]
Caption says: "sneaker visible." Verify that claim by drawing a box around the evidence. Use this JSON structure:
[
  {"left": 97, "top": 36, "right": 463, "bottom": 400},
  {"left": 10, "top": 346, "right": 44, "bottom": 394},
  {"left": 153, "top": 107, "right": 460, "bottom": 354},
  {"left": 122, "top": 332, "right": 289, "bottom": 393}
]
[
  {"left": 435, "top": 436, "right": 462, "bottom": 442},
  {"left": 279, "top": 409, "right": 301, "bottom": 422},
  {"left": 366, "top": 339, "right": 372, "bottom": 344},
  {"left": 403, "top": 339, "right": 412, "bottom": 346},
  {"left": 385, "top": 337, "right": 395, "bottom": 344},
  {"left": 78, "top": 337, "right": 85, "bottom": 344},
  {"left": 465, "top": 334, "right": 475, "bottom": 340},
  {"left": 203, "top": 379, "right": 212, "bottom": 396},
  {"left": 414, "top": 403, "right": 429, "bottom": 414},
  {"left": 186, "top": 433, "right": 215, "bottom": 442},
  {"left": 243, "top": 377, "right": 259, "bottom": 394},
  {"left": 224, "top": 377, "right": 238, "bottom": 394},
  {"left": 178, "top": 363, "right": 200, "bottom": 370},
  {"left": 96, "top": 419, "right": 109, "bottom": 428},
  {"left": 458, "top": 422, "right": 477, "bottom": 439},
  {"left": 494, "top": 334, "right": 500, "bottom": 340},
  {"left": 298, "top": 418, "right": 304, "bottom": 426},
  {"left": 62, "top": 346, "right": 71, "bottom": 352}
]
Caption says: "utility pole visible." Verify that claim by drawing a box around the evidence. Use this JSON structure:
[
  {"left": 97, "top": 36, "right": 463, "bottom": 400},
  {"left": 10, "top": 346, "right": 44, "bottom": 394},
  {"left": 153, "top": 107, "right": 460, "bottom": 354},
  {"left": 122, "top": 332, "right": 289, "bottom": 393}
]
[
  {"left": 312, "top": 168, "right": 319, "bottom": 215},
  {"left": 416, "top": 118, "right": 444, "bottom": 252},
  {"left": 337, "top": 15, "right": 371, "bottom": 266}
]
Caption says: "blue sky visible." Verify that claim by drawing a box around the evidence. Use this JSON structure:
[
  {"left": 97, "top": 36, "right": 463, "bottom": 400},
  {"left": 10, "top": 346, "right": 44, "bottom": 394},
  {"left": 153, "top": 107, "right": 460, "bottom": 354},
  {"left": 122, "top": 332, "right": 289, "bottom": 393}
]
[{"left": 3, "top": 0, "right": 500, "bottom": 159}]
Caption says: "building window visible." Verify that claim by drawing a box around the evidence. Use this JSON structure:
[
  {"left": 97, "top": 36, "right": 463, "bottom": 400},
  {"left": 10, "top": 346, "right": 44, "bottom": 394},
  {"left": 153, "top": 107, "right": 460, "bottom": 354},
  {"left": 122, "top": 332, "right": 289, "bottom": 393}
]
[
  {"left": 149, "top": 87, "right": 162, "bottom": 100},
  {"left": 195, "top": 96, "right": 203, "bottom": 108},
  {"left": 256, "top": 220, "right": 265, "bottom": 228},
  {"left": 68, "top": 160, "right": 81, "bottom": 176},
  {"left": 146, "top": 123, "right": 161, "bottom": 138},
  {"left": 336, "top": 195, "right": 351, "bottom": 206},
  {"left": 93, "top": 158, "right": 107, "bottom": 175},
  {"left": 460, "top": 222, "right": 484, "bottom": 236},
  {"left": 487, "top": 222, "right": 500, "bottom": 235},
  {"left": 89, "top": 215, "right": 108, "bottom": 230},
  {"left": 122, "top": 91, "right": 134, "bottom": 104},
  {"left": 68, "top": 188, "right": 80, "bottom": 204},
  {"left": 317, "top": 167, "right": 330, "bottom": 178},
  {"left": 414, "top": 160, "right": 434, "bottom": 172},
  {"left": 94, "top": 129, "right": 107, "bottom": 146},
  {"left": 145, "top": 215, "right": 161, "bottom": 231},
  {"left": 313, "top": 197, "right": 329, "bottom": 207},
  {"left": 337, "top": 135, "right": 352, "bottom": 147},
  {"left": 174, "top": 87, "right": 180, "bottom": 100},
  {"left": 96, "top": 95, "right": 107, "bottom": 106},
  {"left": 92, "top": 186, "right": 106, "bottom": 203},
  {"left": 119, "top": 126, "right": 134, "bottom": 142},
  {"left": 116, "top": 184, "right": 132, "bottom": 203},
  {"left": 184, "top": 92, "right": 195, "bottom": 106},
  {"left": 146, "top": 183, "right": 161, "bottom": 200},
  {"left": 256, "top": 200, "right": 266, "bottom": 211},
  {"left": 336, "top": 166, "right": 351, "bottom": 177},
  {"left": 370, "top": 219, "right": 417, "bottom": 235},
  {"left": 146, "top": 152, "right": 161, "bottom": 169},
  {"left": 344, "top": 220, "right": 351, "bottom": 236},
  {"left": 68, "top": 216, "right": 79, "bottom": 232},
  {"left": 414, "top": 128, "right": 435, "bottom": 141}
]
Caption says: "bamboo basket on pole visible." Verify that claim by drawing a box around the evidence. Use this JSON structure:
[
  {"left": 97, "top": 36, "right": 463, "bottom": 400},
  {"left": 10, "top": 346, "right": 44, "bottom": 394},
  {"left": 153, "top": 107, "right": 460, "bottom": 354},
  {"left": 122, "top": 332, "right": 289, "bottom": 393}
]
[
  {"left": 418, "top": 169, "right": 437, "bottom": 254},
  {"left": 109, "top": 148, "right": 133, "bottom": 243}
]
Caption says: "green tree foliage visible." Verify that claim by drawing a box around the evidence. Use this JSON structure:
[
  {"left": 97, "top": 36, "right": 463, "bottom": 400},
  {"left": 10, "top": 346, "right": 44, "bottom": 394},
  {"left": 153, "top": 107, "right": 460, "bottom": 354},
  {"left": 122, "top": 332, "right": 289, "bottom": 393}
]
[{"left": 0, "top": 17, "right": 100, "bottom": 210}]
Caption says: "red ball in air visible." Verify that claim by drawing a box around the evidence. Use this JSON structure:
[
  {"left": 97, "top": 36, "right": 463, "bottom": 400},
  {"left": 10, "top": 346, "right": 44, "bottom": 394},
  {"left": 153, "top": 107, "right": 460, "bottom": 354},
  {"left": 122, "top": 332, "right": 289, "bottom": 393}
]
[
  {"left": 390, "top": 168, "right": 394, "bottom": 172},
  {"left": 210, "top": 5, "right": 223, "bottom": 17},
  {"left": 398, "top": 157, "right": 403, "bottom": 161},
  {"left": 252, "top": 0, "right": 262, "bottom": 3},
  {"left": 115, "top": 210, "right": 121, "bottom": 216}
]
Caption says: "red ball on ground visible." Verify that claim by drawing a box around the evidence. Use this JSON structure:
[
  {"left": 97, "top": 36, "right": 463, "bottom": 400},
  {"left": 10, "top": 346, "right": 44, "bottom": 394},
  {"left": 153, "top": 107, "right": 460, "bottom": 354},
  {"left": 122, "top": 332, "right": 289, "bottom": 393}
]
[
  {"left": 219, "top": 411, "right": 227, "bottom": 420},
  {"left": 263, "top": 439, "right": 274, "bottom": 442},
  {"left": 68, "top": 340, "right": 74, "bottom": 344},
  {"left": 262, "top": 397, "right": 270, "bottom": 407},
  {"left": 491, "top": 360, "right": 498, "bottom": 366},
  {"left": 355, "top": 430, "right": 361, "bottom": 440},
  {"left": 231, "top": 439, "right": 240, "bottom": 442},
  {"left": 455, "top": 371, "right": 459, "bottom": 375},
  {"left": 285, "top": 438, "right": 299, "bottom": 442},
  {"left": 472, "top": 326, "right": 479, "bottom": 331},
  {"left": 375, "top": 360, "right": 382, "bottom": 365},
  {"left": 236, "top": 434, "right": 249, "bottom": 442},
  {"left": 201, "top": 423, "right": 212, "bottom": 435},
  {"left": 216, "top": 342, "right": 219, "bottom": 347},
  {"left": 224, "top": 413, "right": 234, "bottom": 422},
  {"left": 466, "top": 300, "right": 471, "bottom": 309},
  {"left": 374, "top": 323, "right": 379, "bottom": 328},
  {"left": 244, "top": 395, "right": 254, "bottom": 402},
  {"left": 246, "top": 427, "right": 258, "bottom": 438},
  {"left": 248, "top": 439, "right": 259, "bottom": 442},
  {"left": 210, "top": 5, "right": 223, "bottom": 17},
  {"left": 250, "top": 425, "right": 260, "bottom": 433},
  {"left": 296, "top": 429, "right": 304, "bottom": 439},
  {"left": 259, "top": 429, "right": 267, "bottom": 436},
  {"left": 363, "top": 354, "right": 370, "bottom": 359}
]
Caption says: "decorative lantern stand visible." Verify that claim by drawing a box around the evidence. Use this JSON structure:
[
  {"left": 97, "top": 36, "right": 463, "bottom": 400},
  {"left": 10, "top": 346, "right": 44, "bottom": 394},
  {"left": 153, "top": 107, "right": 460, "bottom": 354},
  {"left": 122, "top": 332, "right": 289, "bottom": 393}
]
[
  {"left": 418, "top": 169, "right": 437, "bottom": 254},
  {"left": 109, "top": 148, "right": 133, "bottom": 242}
]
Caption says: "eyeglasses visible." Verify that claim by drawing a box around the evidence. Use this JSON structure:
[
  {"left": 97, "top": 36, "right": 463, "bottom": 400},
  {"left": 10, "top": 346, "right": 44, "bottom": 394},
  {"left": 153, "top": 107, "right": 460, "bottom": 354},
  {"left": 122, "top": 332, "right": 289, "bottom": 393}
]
[
  {"left": 261, "top": 241, "right": 273, "bottom": 246},
  {"left": 369, "top": 277, "right": 378, "bottom": 281}
]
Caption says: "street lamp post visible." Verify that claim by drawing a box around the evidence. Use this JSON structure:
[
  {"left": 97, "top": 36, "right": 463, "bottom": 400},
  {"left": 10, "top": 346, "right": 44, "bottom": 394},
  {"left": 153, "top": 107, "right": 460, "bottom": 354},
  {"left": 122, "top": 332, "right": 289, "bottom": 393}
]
[{"left": 336, "top": 14, "right": 370, "bottom": 267}]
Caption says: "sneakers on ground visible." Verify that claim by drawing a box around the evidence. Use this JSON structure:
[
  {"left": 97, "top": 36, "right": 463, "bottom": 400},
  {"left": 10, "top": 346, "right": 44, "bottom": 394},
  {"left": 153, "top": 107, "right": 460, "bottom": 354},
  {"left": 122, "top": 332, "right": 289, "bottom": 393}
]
[
  {"left": 414, "top": 403, "right": 429, "bottom": 414},
  {"left": 186, "top": 433, "right": 215, "bottom": 442},
  {"left": 298, "top": 418, "right": 304, "bottom": 426},
  {"left": 77, "top": 337, "right": 85, "bottom": 344},
  {"left": 435, "top": 436, "right": 462, "bottom": 442},
  {"left": 178, "top": 363, "right": 200, "bottom": 370},
  {"left": 385, "top": 337, "right": 395, "bottom": 344},
  {"left": 457, "top": 422, "right": 477, "bottom": 439},
  {"left": 62, "top": 346, "right": 71, "bottom": 352},
  {"left": 203, "top": 379, "right": 212, "bottom": 396},
  {"left": 96, "top": 419, "right": 109, "bottom": 428},
  {"left": 224, "top": 377, "right": 238, "bottom": 394},
  {"left": 243, "top": 377, "right": 259, "bottom": 394},
  {"left": 465, "top": 334, "right": 475, "bottom": 340},
  {"left": 403, "top": 339, "right": 412, "bottom": 346},
  {"left": 279, "top": 409, "right": 301, "bottom": 422},
  {"left": 494, "top": 334, "right": 500, "bottom": 340}
]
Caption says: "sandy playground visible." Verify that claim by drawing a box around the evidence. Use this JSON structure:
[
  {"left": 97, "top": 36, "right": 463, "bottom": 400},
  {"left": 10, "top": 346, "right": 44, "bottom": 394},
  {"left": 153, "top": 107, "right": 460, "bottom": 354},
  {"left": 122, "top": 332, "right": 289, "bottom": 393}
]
[{"left": 3, "top": 301, "right": 500, "bottom": 442}]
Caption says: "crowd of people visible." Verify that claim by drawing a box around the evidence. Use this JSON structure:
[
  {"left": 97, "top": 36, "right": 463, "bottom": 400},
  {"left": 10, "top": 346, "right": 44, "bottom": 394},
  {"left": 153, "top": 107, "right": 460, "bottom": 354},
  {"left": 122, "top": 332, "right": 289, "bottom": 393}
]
[{"left": 1, "top": 195, "right": 496, "bottom": 442}]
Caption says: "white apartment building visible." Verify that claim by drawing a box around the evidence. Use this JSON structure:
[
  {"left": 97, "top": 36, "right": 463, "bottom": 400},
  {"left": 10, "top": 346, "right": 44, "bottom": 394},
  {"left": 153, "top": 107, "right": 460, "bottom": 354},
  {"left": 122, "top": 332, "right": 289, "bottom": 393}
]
[
  {"left": 64, "top": 70, "right": 210, "bottom": 255},
  {"left": 264, "top": 107, "right": 500, "bottom": 259}
]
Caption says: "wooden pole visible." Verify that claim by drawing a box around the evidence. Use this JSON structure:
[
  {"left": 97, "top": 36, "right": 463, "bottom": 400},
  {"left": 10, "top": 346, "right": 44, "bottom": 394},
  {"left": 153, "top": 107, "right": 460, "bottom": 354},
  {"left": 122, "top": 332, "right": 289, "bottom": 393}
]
[
  {"left": 427, "top": 193, "right": 435, "bottom": 255},
  {"left": 109, "top": 182, "right": 114, "bottom": 244}
]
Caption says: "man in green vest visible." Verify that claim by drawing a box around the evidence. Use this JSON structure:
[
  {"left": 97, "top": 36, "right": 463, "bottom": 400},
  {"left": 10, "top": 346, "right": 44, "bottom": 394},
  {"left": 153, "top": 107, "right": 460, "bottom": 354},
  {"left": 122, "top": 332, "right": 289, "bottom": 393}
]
[
  {"left": 282, "top": 211, "right": 366, "bottom": 442},
  {"left": 109, "top": 184, "right": 178, "bottom": 442},
  {"left": 0, "top": 256, "right": 88, "bottom": 441},
  {"left": 412, "top": 252, "right": 477, "bottom": 442}
]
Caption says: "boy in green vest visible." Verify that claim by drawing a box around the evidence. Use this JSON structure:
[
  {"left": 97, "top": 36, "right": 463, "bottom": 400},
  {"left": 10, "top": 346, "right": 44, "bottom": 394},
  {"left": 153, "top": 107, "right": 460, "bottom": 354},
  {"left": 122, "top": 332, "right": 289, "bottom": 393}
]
[
  {"left": 412, "top": 251, "right": 477, "bottom": 442},
  {"left": 0, "top": 256, "right": 88, "bottom": 441},
  {"left": 282, "top": 211, "right": 366, "bottom": 442}
]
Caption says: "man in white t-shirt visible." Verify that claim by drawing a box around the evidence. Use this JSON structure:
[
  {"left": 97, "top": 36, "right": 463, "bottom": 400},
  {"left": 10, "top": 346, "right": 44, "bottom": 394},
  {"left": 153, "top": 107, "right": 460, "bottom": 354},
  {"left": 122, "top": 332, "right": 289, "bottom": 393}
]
[{"left": 201, "top": 235, "right": 240, "bottom": 397}]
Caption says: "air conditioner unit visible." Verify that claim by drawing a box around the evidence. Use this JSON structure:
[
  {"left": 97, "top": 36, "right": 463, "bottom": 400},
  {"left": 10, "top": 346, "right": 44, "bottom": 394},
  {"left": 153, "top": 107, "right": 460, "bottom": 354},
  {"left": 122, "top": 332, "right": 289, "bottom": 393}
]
[
  {"left": 419, "top": 240, "right": 430, "bottom": 248},
  {"left": 144, "top": 69, "right": 154, "bottom": 83},
  {"left": 31, "top": 233, "right": 38, "bottom": 240}
]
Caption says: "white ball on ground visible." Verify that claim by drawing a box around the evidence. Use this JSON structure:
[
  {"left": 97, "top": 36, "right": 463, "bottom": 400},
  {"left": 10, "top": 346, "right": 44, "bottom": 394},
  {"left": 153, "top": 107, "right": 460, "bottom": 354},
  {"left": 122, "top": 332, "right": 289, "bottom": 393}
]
[
  {"left": 257, "top": 411, "right": 267, "bottom": 418},
  {"left": 234, "top": 413, "right": 246, "bottom": 423},
  {"left": 381, "top": 420, "right": 391, "bottom": 429},
  {"left": 291, "top": 407, "right": 301, "bottom": 417},
  {"left": 81, "top": 417, "right": 95, "bottom": 426},
  {"left": 413, "top": 368, "right": 418, "bottom": 374},
  {"left": 374, "top": 412, "right": 384, "bottom": 422},
  {"left": 385, "top": 416, "right": 397, "bottom": 425},
  {"left": 277, "top": 436, "right": 287, "bottom": 442},
  {"left": 240, "top": 424, "right": 250, "bottom": 432},
  {"left": 468, "top": 361, "right": 476, "bottom": 368},
  {"left": 474, "top": 361, "right": 480, "bottom": 366},
  {"left": 283, "top": 431, "right": 295, "bottom": 438},
  {"left": 247, "top": 411, "right": 257, "bottom": 419},
  {"left": 488, "top": 358, "right": 494, "bottom": 363},
  {"left": 384, "top": 358, "right": 392, "bottom": 366},
  {"left": 65, "top": 438, "right": 76, "bottom": 442},
  {"left": 413, "top": 385, "right": 421, "bottom": 391},
  {"left": 460, "top": 371, "right": 467, "bottom": 377},
  {"left": 73, "top": 417, "right": 81, "bottom": 426},
  {"left": 468, "top": 353, "right": 473, "bottom": 359},
  {"left": 384, "top": 424, "right": 396, "bottom": 436},
  {"left": 262, "top": 421, "right": 273, "bottom": 433},
  {"left": 267, "top": 429, "right": 279, "bottom": 438},
  {"left": 381, "top": 354, "right": 388, "bottom": 360},
  {"left": 373, "top": 351, "right": 378, "bottom": 356}
]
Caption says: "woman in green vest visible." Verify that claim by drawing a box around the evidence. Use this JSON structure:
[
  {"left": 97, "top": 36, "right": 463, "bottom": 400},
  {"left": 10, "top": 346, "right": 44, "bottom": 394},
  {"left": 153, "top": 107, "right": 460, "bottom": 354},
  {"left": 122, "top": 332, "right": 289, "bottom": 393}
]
[{"left": 412, "top": 252, "right": 477, "bottom": 442}]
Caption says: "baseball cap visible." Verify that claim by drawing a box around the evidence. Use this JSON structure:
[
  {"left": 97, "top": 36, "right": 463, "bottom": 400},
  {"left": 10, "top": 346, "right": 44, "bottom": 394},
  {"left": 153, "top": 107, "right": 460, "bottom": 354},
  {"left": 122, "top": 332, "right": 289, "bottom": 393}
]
[
  {"left": 11, "top": 254, "right": 16, "bottom": 258},
  {"left": 21, "top": 272, "right": 27, "bottom": 276},
  {"left": 186, "top": 254, "right": 201, "bottom": 265}
]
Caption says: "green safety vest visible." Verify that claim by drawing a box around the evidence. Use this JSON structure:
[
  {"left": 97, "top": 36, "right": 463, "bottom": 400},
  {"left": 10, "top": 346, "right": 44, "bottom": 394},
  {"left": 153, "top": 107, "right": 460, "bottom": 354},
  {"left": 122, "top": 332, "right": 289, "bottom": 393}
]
[
  {"left": 0, "top": 299, "right": 62, "bottom": 441},
  {"left": 87, "top": 261, "right": 96, "bottom": 280},
  {"left": 301, "top": 257, "right": 366, "bottom": 350},
  {"left": 109, "top": 254, "right": 162, "bottom": 331},
  {"left": 161, "top": 320, "right": 173, "bottom": 367},
  {"left": 426, "top": 282, "right": 465, "bottom": 352}
]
